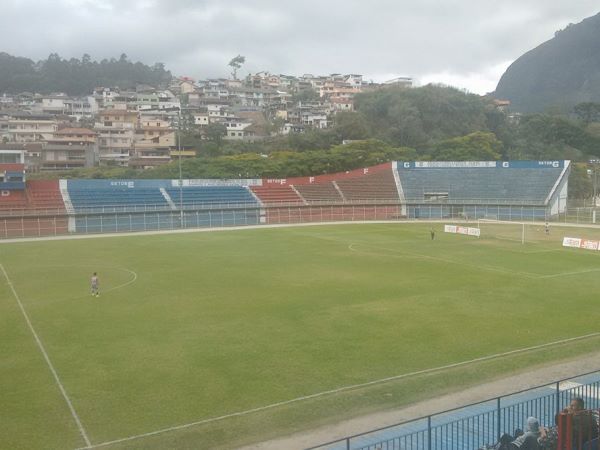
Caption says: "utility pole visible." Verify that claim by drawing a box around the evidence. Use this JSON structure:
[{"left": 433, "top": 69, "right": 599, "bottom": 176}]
[
  {"left": 178, "top": 110, "right": 183, "bottom": 226},
  {"left": 594, "top": 163, "right": 598, "bottom": 207},
  {"left": 592, "top": 160, "right": 598, "bottom": 207}
]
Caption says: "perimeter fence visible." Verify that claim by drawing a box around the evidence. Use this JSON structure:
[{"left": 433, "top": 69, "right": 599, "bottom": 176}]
[{"left": 2, "top": 201, "right": 600, "bottom": 239}]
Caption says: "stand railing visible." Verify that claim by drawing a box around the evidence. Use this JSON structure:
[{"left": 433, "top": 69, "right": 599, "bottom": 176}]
[{"left": 308, "top": 371, "right": 600, "bottom": 450}]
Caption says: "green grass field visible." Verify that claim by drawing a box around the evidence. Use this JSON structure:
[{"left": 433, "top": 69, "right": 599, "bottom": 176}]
[{"left": 2, "top": 222, "right": 600, "bottom": 450}]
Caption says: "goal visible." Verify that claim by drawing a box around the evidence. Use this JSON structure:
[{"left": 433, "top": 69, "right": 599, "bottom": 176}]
[{"left": 477, "top": 218, "right": 526, "bottom": 244}]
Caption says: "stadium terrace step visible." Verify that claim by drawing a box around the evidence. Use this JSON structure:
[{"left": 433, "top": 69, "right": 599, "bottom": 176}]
[
  {"left": 294, "top": 182, "right": 344, "bottom": 203},
  {"left": 250, "top": 185, "right": 304, "bottom": 205}
]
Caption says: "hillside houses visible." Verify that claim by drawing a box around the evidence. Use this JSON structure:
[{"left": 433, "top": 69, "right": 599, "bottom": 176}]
[{"left": 0, "top": 71, "right": 413, "bottom": 170}]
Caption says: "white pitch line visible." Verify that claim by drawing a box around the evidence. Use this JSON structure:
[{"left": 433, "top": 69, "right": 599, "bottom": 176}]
[
  {"left": 74, "top": 331, "right": 600, "bottom": 450},
  {"left": 103, "top": 268, "right": 138, "bottom": 294},
  {"left": 0, "top": 263, "right": 92, "bottom": 447},
  {"left": 539, "top": 268, "right": 600, "bottom": 279},
  {"left": 347, "top": 242, "right": 539, "bottom": 278}
]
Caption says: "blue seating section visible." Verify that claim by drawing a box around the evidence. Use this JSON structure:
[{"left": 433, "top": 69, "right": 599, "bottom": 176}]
[
  {"left": 69, "top": 187, "right": 168, "bottom": 211},
  {"left": 164, "top": 186, "right": 258, "bottom": 208},
  {"left": 397, "top": 167, "right": 563, "bottom": 204},
  {"left": 65, "top": 180, "right": 262, "bottom": 232}
]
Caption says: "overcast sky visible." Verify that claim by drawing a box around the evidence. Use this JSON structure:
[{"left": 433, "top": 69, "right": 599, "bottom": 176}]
[{"left": 2, "top": 0, "right": 599, "bottom": 94}]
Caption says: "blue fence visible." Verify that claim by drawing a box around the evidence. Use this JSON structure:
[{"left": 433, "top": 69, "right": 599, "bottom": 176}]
[
  {"left": 73, "top": 208, "right": 261, "bottom": 233},
  {"left": 309, "top": 371, "right": 600, "bottom": 450}
]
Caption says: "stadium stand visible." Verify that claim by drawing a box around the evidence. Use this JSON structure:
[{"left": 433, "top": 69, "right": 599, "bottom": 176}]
[
  {"left": 252, "top": 163, "right": 401, "bottom": 223},
  {"left": 0, "top": 160, "right": 571, "bottom": 237},
  {"left": 249, "top": 184, "right": 304, "bottom": 205},
  {"left": 0, "top": 167, "right": 70, "bottom": 238},
  {"left": 336, "top": 167, "right": 399, "bottom": 202},
  {"left": 396, "top": 162, "right": 564, "bottom": 204},
  {"left": 67, "top": 181, "right": 169, "bottom": 212},
  {"left": 163, "top": 186, "right": 259, "bottom": 208},
  {"left": 0, "top": 163, "right": 27, "bottom": 211},
  {"left": 0, "top": 189, "right": 27, "bottom": 210},
  {"left": 395, "top": 161, "right": 569, "bottom": 220},
  {"left": 294, "top": 182, "right": 343, "bottom": 203},
  {"left": 63, "top": 181, "right": 262, "bottom": 233},
  {"left": 27, "top": 180, "right": 65, "bottom": 212}
]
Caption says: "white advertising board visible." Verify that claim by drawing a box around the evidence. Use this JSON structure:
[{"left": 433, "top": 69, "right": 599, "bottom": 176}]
[
  {"left": 562, "top": 237, "right": 600, "bottom": 250},
  {"left": 562, "top": 237, "right": 582, "bottom": 248},
  {"left": 444, "top": 225, "right": 480, "bottom": 237}
]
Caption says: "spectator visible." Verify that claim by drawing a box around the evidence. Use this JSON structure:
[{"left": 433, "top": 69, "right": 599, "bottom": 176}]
[
  {"left": 511, "top": 417, "right": 544, "bottom": 449},
  {"left": 557, "top": 398, "right": 599, "bottom": 449}
]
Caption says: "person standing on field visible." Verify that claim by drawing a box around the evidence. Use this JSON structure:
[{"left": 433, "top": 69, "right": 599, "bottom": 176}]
[
  {"left": 430, "top": 228, "right": 435, "bottom": 240},
  {"left": 91, "top": 272, "right": 99, "bottom": 297}
]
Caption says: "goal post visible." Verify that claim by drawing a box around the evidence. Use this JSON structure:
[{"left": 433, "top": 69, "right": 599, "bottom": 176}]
[{"left": 477, "top": 218, "right": 526, "bottom": 244}]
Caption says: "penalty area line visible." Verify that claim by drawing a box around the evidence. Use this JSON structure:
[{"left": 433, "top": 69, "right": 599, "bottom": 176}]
[
  {"left": 75, "top": 331, "right": 600, "bottom": 449},
  {"left": 0, "top": 263, "right": 92, "bottom": 448}
]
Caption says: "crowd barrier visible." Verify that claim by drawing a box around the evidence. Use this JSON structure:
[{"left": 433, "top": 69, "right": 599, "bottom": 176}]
[{"left": 308, "top": 371, "right": 600, "bottom": 450}]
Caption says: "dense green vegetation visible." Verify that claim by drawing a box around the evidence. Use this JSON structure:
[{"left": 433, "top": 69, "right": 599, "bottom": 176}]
[
  {"left": 0, "top": 52, "right": 171, "bottom": 95},
  {"left": 3, "top": 223, "right": 600, "bottom": 449},
  {"left": 495, "top": 12, "right": 600, "bottom": 113}
]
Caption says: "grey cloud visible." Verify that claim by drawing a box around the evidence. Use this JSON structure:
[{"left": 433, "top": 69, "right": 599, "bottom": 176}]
[{"left": 1, "top": 0, "right": 598, "bottom": 93}]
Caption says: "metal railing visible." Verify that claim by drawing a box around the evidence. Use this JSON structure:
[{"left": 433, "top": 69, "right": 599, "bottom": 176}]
[
  {"left": 308, "top": 371, "right": 600, "bottom": 450},
  {"left": 0, "top": 198, "right": 582, "bottom": 218},
  {"left": 4, "top": 200, "right": 600, "bottom": 239}
]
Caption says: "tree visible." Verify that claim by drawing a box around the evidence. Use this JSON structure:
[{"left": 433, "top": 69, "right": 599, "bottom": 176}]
[
  {"left": 354, "top": 84, "right": 491, "bottom": 149},
  {"left": 292, "top": 87, "right": 320, "bottom": 104},
  {"left": 228, "top": 55, "right": 245, "bottom": 80},
  {"left": 573, "top": 102, "right": 600, "bottom": 125},
  {"left": 568, "top": 164, "right": 593, "bottom": 199},
  {"left": 0, "top": 52, "right": 172, "bottom": 95},
  {"left": 267, "top": 117, "right": 285, "bottom": 136},
  {"left": 333, "top": 112, "right": 370, "bottom": 141},
  {"left": 516, "top": 114, "right": 600, "bottom": 158},
  {"left": 205, "top": 123, "right": 227, "bottom": 148},
  {"left": 431, "top": 132, "right": 503, "bottom": 161}
]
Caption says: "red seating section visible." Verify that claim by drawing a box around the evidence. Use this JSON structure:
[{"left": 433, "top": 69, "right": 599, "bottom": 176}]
[
  {"left": 27, "top": 180, "right": 66, "bottom": 212},
  {"left": 251, "top": 163, "right": 402, "bottom": 224},
  {"left": 336, "top": 169, "right": 399, "bottom": 201},
  {"left": 0, "top": 190, "right": 27, "bottom": 209},
  {"left": 250, "top": 185, "right": 303, "bottom": 204},
  {"left": 0, "top": 180, "right": 68, "bottom": 238},
  {"left": 294, "top": 182, "right": 343, "bottom": 203}
]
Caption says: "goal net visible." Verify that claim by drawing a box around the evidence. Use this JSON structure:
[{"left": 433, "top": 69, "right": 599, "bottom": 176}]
[{"left": 477, "top": 219, "right": 527, "bottom": 244}]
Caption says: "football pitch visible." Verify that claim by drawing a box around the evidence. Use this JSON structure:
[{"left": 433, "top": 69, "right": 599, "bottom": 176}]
[{"left": 2, "top": 222, "right": 600, "bottom": 450}]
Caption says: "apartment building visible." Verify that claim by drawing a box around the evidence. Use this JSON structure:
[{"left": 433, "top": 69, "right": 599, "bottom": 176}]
[
  {"left": 41, "top": 127, "right": 98, "bottom": 171},
  {"left": 8, "top": 113, "right": 58, "bottom": 142}
]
